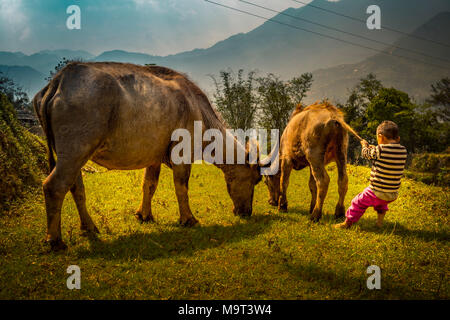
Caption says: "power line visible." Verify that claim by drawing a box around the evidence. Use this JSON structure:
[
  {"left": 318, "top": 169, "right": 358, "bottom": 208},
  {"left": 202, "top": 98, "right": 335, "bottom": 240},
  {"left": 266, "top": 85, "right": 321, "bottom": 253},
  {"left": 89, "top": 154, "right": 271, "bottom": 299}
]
[
  {"left": 239, "top": 0, "right": 450, "bottom": 64},
  {"left": 203, "top": 0, "right": 450, "bottom": 70},
  {"left": 290, "top": 0, "right": 450, "bottom": 48}
]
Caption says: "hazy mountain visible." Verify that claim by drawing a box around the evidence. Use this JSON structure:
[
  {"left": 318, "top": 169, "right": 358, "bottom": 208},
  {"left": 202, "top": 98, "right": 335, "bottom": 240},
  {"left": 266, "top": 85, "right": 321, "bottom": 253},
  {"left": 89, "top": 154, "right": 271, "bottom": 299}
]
[
  {"left": 308, "top": 12, "right": 450, "bottom": 104},
  {"left": 21, "top": 0, "right": 448, "bottom": 89},
  {"left": 0, "top": 50, "right": 95, "bottom": 75},
  {"left": 1, "top": 0, "right": 449, "bottom": 99},
  {"left": 94, "top": 50, "right": 163, "bottom": 65},
  {"left": 155, "top": 0, "right": 450, "bottom": 89},
  {"left": 37, "top": 50, "right": 95, "bottom": 61},
  {"left": 0, "top": 65, "right": 46, "bottom": 96}
]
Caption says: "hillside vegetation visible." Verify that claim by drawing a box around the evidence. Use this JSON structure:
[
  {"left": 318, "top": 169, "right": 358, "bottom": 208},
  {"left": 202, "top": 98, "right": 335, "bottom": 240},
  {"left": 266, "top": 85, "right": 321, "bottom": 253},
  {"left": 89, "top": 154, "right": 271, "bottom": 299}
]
[
  {"left": 0, "top": 162, "right": 448, "bottom": 299},
  {"left": 0, "top": 93, "right": 46, "bottom": 212}
]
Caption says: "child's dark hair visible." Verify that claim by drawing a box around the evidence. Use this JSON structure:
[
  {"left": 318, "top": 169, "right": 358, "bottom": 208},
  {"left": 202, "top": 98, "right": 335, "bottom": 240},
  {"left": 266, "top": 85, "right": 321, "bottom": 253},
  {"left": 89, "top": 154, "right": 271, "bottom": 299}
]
[{"left": 377, "top": 121, "right": 399, "bottom": 140}]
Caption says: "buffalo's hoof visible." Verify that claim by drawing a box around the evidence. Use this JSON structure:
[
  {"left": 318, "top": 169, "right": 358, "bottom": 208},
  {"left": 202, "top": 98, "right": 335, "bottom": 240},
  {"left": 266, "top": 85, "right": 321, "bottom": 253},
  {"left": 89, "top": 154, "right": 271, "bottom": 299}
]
[
  {"left": 80, "top": 224, "right": 100, "bottom": 234},
  {"left": 309, "top": 211, "right": 322, "bottom": 222},
  {"left": 180, "top": 217, "right": 199, "bottom": 227},
  {"left": 135, "top": 212, "right": 155, "bottom": 223},
  {"left": 47, "top": 239, "right": 68, "bottom": 252},
  {"left": 334, "top": 205, "right": 345, "bottom": 219},
  {"left": 278, "top": 203, "right": 288, "bottom": 212}
]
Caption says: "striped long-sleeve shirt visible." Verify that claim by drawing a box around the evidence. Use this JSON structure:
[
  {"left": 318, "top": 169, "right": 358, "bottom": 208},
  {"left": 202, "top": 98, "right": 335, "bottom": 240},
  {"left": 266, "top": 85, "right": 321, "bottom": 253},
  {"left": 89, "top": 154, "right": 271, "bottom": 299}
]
[{"left": 362, "top": 143, "right": 407, "bottom": 201}]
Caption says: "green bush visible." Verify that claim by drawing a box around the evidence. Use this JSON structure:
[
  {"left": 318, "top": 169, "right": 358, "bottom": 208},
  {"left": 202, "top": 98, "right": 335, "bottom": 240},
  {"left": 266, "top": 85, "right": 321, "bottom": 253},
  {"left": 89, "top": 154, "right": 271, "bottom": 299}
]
[
  {"left": 0, "top": 93, "right": 47, "bottom": 212},
  {"left": 406, "top": 153, "right": 450, "bottom": 186},
  {"left": 410, "top": 153, "right": 450, "bottom": 173}
]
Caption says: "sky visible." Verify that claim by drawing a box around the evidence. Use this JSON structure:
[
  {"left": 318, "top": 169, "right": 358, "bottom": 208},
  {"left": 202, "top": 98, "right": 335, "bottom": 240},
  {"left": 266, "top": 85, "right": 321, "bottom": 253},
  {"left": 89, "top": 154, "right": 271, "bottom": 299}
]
[{"left": 0, "top": 0, "right": 329, "bottom": 56}]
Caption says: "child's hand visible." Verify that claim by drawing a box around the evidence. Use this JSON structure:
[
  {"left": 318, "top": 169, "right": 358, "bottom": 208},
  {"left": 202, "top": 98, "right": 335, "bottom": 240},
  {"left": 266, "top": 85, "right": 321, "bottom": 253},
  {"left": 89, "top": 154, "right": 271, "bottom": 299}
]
[{"left": 360, "top": 139, "right": 369, "bottom": 147}]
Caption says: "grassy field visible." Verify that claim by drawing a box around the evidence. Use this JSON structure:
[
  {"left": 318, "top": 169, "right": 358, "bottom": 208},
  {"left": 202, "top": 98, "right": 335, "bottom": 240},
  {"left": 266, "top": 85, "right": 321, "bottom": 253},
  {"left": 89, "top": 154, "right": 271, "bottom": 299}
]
[{"left": 0, "top": 162, "right": 448, "bottom": 299}]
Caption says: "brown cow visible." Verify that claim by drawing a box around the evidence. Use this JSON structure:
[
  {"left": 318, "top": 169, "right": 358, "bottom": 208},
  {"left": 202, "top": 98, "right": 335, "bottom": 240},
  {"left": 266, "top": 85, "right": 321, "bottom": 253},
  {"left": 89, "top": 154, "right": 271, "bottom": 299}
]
[
  {"left": 264, "top": 101, "right": 350, "bottom": 222},
  {"left": 33, "top": 62, "right": 262, "bottom": 251}
]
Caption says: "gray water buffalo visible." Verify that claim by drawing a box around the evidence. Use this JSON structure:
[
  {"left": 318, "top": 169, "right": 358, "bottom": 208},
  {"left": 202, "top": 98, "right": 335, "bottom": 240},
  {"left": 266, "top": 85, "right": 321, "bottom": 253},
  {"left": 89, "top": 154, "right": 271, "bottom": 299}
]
[
  {"left": 264, "top": 101, "right": 350, "bottom": 222},
  {"left": 33, "top": 62, "right": 261, "bottom": 250}
]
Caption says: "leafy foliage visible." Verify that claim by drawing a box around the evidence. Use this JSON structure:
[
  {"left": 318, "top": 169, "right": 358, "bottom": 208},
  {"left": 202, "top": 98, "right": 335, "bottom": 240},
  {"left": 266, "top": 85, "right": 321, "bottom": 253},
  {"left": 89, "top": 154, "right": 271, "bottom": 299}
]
[
  {"left": 211, "top": 69, "right": 312, "bottom": 133},
  {"left": 340, "top": 74, "right": 449, "bottom": 162},
  {"left": 0, "top": 72, "right": 30, "bottom": 111},
  {"left": 256, "top": 73, "right": 312, "bottom": 133},
  {"left": 405, "top": 152, "right": 450, "bottom": 186},
  {"left": 428, "top": 77, "right": 450, "bottom": 107},
  {"left": 210, "top": 69, "right": 257, "bottom": 130},
  {"left": 0, "top": 93, "right": 46, "bottom": 212},
  {"left": 427, "top": 77, "right": 450, "bottom": 123},
  {"left": 46, "top": 57, "right": 78, "bottom": 81}
]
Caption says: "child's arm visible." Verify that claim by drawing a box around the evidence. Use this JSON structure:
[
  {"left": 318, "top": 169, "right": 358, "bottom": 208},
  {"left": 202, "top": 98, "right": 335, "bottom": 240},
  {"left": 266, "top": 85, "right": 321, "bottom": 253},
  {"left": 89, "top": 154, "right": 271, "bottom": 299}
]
[{"left": 360, "top": 140, "right": 379, "bottom": 160}]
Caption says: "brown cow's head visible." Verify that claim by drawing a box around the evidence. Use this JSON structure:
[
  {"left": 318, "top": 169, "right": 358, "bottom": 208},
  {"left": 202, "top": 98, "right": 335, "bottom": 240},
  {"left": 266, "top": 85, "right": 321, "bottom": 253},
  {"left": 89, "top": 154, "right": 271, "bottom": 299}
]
[
  {"left": 263, "top": 172, "right": 281, "bottom": 207},
  {"left": 223, "top": 141, "right": 262, "bottom": 217},
  {"left": 224, "top": 163, "right": 261, "bottom": 217}
]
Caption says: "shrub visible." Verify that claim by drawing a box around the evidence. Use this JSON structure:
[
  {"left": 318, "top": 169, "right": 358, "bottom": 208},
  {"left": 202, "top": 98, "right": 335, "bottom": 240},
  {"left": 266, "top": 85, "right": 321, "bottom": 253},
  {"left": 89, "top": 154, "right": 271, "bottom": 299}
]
[
  {"left": 406, "top": 153, "right": 450, "bottom": 186},
  {"left": 0, "top": 93, "right": 47, "bottom": 212}
]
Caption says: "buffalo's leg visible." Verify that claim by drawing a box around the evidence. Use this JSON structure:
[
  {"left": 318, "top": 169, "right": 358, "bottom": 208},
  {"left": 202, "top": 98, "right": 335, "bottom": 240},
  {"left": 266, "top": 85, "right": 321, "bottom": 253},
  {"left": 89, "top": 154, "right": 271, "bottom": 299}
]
[
  {"left": 136, "top": 164, "right": 161, "bottom": 223},
  {"left": 70, "top": 172, "right": 99, "bottom": 233},
  {"left": 278, "top": 158, "right": 293, "bottom": 212},
  {"left": 172, "top": 164, "right": 199, "bottom": 227},
  {"left": 44, "top": 159, "right": 86, "bottom": 250},
  {"left": 308, "top": 167, "right": 317, "bottom": 214},
  {"left": 309, "top": 155, "right": 330, "bottom": 222},
  {"left": 334, "top": 150, "right": 348, "bottom": 218}
]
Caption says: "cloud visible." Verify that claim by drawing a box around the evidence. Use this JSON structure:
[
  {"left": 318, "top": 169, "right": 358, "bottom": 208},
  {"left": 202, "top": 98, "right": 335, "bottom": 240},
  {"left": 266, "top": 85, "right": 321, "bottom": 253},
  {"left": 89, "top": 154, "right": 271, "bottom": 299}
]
[
  {"left": 0, "top": 0, "right": 310, "bottom": 55},
  {"left": 0, "top": 0, "right": 27, "bottom": 29}
]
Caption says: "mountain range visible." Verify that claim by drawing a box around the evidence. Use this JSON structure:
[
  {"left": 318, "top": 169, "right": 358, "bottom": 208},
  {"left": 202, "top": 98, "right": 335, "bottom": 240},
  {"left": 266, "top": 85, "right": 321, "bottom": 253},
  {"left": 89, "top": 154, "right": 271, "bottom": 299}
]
[{"left": 1, "top": 0, "right": 449, "bottom": 103}]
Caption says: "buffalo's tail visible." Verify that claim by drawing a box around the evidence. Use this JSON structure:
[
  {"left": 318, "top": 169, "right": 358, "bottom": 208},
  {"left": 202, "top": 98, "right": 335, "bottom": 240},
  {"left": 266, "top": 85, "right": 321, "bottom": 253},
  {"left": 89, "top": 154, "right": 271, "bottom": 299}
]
[{"left": 33, "top": 79, "right": 59, "bottom": 173}]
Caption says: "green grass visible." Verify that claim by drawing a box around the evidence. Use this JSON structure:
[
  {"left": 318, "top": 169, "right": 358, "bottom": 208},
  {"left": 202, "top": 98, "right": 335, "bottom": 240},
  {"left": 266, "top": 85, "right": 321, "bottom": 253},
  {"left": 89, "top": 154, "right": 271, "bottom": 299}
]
[{"left": 0, "top": 163, "right": 448, "bottom": 299}]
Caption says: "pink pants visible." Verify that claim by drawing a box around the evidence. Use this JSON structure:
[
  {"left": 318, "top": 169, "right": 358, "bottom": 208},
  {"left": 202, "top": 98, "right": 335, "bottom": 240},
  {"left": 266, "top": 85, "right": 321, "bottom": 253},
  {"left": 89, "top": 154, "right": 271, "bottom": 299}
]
[{"left": 346, "top": 187, "right": 392, "bottom": 223}]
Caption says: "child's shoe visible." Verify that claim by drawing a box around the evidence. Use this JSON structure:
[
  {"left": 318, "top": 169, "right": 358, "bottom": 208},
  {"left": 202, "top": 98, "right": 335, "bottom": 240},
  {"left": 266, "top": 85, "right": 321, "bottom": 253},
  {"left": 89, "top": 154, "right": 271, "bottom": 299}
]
[{"left": 333, "top": 219, "right": 352, "bottom": 229}]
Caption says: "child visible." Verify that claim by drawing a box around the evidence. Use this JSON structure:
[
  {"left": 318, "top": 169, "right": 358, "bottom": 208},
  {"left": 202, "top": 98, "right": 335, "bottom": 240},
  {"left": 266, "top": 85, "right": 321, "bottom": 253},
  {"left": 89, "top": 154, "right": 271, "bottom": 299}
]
[{"left": 334, "top": 121, "right": 407, "bottom": 229}]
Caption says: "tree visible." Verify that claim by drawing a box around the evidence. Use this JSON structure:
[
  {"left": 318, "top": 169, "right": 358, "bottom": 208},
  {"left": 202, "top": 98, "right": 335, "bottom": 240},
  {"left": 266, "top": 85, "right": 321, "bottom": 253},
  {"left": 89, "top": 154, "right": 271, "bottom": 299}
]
[
  {"left": 365, "top": 88, "right": 417, "bottom": 153},
  {"left": 256, "top": 72, "right": 312, "bottom": 133},
  {"left": 210, "top": 69, "right": 257, "bottom": 130},
  {"left": 0, "top": 72, "right": 30, "bottom": 111},
  {"left": 341, "top": 74, "right": 449, "bottom": 162},
  {"left": 46, "top": 57, "right": 79, "bottom": 81},
  {"left": 427, "top": 77, "right": 450, "bottom": 123},
  {"left": 428, "top": 77, "right": 450, "bottom": 107}
]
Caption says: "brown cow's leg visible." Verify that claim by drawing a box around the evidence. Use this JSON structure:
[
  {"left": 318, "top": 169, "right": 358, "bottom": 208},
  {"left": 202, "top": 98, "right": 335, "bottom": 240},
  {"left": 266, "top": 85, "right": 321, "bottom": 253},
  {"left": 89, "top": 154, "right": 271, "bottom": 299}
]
[
  {"left": 43, "top": 160, "right": 85, "bottom": 250},
  {"left": 70, "top": 172, "right": 99, "bottom": 233},
  {"left": 136, "top": 164, "right": 161, "bottom": 223},
  {"left": 308, "top": 167, "right": 317, "bottom": 214},
  {"left": 172, "top": 164, "right": 199, "bottom": 227},
  {"left": 334, "top": 151, "right": 348, "bottom": 218},
  {"left": 278, "top": 158, "right": 293, "bottom": 212},
  {"left": 309, "top": 158, "right": 330, "bottom": 222}
]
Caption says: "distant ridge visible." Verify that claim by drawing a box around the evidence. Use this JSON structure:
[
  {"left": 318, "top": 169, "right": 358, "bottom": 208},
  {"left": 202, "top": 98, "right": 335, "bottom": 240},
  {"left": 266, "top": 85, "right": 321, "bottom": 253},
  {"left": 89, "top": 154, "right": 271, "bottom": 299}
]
[{"left": 308, "top": 12, "right": 450, "bottom": 103}]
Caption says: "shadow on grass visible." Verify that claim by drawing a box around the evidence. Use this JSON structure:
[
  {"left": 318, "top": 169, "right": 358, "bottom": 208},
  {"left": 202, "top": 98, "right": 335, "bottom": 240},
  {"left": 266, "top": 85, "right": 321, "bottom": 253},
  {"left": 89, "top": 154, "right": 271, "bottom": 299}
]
[
  {"left": 361, "top": 219, "right": 450, "bottom": 243},
  {"left": 77, "top": 214, "right": 291, "bottom": 261},
  {"left": 280, "top": 205, "right": 341, "bottom": 223},
  {"left": 284, "top": 205, "right": 311, "bottom": 217},
  {"left": 276, "top": 205, "right": 449, "bottom": 243},
  {"left": 282, "top": 260, "right": 436, "bottom": 299}
]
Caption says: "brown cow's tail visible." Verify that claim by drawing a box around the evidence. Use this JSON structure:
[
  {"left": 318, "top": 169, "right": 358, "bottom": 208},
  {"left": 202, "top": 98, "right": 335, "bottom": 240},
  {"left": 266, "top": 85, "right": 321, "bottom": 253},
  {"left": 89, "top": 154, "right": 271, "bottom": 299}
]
[
  {"left": 331, "top": 118, "right": 363, "bottom": 142},
  {"left": 33, "top": 79, "right": 59, "bottom": 172}
]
